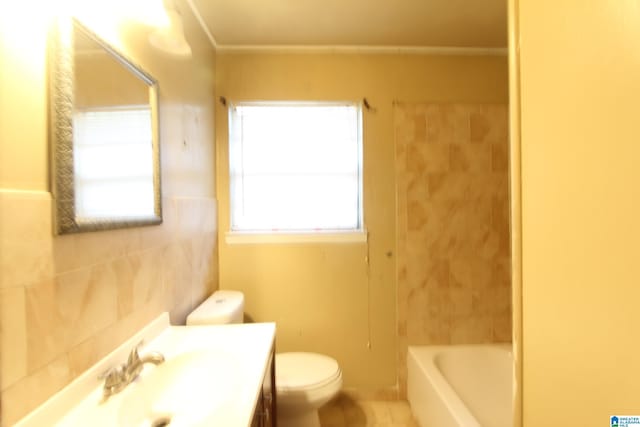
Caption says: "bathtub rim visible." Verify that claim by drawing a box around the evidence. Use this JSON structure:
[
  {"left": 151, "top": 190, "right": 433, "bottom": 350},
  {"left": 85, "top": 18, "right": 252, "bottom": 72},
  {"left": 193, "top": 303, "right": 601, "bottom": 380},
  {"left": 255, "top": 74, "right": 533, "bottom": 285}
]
[{"left": 407, "top": 343, "right": 512, "bottom": 427}]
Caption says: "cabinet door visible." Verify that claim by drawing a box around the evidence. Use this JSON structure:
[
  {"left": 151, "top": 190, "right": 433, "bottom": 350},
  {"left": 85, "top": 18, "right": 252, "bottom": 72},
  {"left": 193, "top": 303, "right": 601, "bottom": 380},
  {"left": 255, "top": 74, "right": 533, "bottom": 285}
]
[
  {"left": 262, "top": 352, "right": 276, "bottom": 427},
  {"left": 252, "top": 350, "right": 276, "bottom": 427},
  {"left": 251, "top": 395, "right": 263, "bottom": 427}
]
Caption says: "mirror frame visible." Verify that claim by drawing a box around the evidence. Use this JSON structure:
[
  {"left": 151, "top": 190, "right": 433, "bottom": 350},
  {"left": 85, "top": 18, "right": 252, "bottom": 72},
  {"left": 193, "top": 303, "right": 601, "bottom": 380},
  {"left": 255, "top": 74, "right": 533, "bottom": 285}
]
[{"left": 49, "top": 17, "right": 162, "bottom": 235}]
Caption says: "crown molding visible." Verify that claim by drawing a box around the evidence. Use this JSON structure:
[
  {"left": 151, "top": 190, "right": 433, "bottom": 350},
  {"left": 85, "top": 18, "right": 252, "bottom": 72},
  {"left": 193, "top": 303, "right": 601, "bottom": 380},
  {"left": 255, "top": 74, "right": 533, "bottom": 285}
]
[
  {"left": 215, "top": 44, "right": 508, "bottom": 56},
  {"left": 184, "top": 1, "right": 507, "bottom": 56},
  {"left": 185, "top": 0, "right": 218, "bottom": 48}
]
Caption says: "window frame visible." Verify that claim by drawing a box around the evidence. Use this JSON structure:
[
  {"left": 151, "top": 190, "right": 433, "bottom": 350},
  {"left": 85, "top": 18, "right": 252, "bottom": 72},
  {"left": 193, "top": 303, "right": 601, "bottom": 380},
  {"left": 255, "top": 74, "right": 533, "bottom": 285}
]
[{"left": 226, "top": 100, "right": 366, "bottom": 242}]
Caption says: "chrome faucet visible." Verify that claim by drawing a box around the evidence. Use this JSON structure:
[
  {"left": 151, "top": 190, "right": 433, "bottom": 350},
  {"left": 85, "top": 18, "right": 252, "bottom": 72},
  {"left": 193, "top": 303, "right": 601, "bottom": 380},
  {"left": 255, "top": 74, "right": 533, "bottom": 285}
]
[{"left": 100, "top": 342, "right": 165, "bottom": 399}]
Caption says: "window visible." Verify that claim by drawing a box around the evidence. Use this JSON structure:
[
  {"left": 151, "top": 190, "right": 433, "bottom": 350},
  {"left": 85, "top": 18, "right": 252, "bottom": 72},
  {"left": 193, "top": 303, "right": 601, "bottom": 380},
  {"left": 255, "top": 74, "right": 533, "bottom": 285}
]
[
  {"left": 73, "top": 106, "right": 155, "bottom": 219},
  {"left": 228, "top": 102, "right": 363, "bottom": 235}
]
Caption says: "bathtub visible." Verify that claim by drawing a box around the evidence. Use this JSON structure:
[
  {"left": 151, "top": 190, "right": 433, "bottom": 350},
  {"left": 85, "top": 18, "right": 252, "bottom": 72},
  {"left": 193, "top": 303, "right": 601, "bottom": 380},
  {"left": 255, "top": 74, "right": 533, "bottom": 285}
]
[{"left": 407, "top": 344, "right": 512, "bottom": 427}]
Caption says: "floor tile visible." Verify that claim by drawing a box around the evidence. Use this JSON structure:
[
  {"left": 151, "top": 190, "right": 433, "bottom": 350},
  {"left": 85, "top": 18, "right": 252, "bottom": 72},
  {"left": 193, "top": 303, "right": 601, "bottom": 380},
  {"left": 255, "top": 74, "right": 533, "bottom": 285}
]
[{"left": 319, "top": 397, "right": 419, "bottom": 427}]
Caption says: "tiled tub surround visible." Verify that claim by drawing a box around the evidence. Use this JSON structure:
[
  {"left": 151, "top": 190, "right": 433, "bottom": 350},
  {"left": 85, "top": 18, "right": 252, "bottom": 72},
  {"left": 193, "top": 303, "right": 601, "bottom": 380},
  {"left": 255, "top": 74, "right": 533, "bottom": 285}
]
[
  {"left": 0, "top": 191, "right": 218, "bottom": 425},
  {"left": 395, "top": 103, "right": 511, "bottom": 395}
]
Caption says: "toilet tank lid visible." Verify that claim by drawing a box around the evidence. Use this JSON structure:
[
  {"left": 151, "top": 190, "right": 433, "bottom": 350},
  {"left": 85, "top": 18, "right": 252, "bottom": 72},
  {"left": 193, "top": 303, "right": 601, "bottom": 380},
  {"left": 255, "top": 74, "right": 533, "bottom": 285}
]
[
  {"left": 275, "top": 352, "right": 341, "bottom": 390},
  {"left": 186, "top": 290, "right": 244, "bottom": 325}
]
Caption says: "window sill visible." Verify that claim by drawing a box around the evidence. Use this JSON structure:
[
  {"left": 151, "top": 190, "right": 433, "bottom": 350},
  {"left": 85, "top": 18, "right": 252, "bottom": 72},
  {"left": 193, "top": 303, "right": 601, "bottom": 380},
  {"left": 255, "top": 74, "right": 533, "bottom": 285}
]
[{"left": 224, "top": 230, "right": 368, "bottom": 245}]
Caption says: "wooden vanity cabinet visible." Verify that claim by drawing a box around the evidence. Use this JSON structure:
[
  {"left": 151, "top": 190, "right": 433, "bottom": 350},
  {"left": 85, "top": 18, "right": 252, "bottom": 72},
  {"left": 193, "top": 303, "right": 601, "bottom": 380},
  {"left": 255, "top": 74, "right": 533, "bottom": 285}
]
[{"left": 251, "top": 349, "right": 276, "bottom": 427}]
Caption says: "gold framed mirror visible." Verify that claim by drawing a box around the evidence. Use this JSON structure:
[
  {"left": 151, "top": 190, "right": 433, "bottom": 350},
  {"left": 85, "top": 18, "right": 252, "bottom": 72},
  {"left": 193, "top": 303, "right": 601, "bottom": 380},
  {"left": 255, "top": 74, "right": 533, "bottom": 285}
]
[{"left": 49, "top": 17, "right": 162, "bottom": 235}]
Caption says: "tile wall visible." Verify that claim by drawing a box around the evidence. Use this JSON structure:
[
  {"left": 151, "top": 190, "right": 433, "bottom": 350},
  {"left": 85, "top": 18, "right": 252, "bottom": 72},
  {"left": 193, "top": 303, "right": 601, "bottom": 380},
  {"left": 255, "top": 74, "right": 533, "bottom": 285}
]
[
  {"left": 0, "top": 192, "right": 218, "bottom": 425},
  {"left": 395, "top": 103, "right": 511, "bottom": 394}
]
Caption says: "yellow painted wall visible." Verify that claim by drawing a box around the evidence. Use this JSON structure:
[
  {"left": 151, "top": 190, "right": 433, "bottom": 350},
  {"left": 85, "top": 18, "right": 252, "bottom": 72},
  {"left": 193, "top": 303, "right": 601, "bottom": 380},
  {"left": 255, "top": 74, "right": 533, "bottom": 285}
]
[
  {"left": 516, "top": 0, "right": 640, "bottom": 424},
  {"left": 216, "top": 53, "right": 508, "bottom": 391},
  {"left": 0, "top": 2, "right": 50, "bottom": 190},
  {"left": 0, "top": 2, "right": 218, "bottom": 424}
]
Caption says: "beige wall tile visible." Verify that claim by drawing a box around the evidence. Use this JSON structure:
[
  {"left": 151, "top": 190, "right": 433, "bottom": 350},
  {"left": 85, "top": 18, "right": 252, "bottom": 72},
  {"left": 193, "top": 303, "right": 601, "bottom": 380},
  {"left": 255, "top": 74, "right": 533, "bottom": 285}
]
[
  {"left": 25, "top": 279, "right": 69, "bottom": 373},
  {"left": 176, "top": 197, "right": 208, "bottom": 239},
  {"left": 470, "top": 105, "right": 508, "bottom": 144},
  {"left": 203, "top": 198, "right": 218, "bottom": 234},
  {"left": 112, "top": 255, "right": 136, "bottom": 318},
  {"left": 52, "top": 235, "right": 78, "bottom": 274},
  {"left": 492, "top": 258, "right": 512, "bottom": 288},
  {"left": 450, "top": 258, "right": 493, "bottom": 290},
  {"left": 406, "top": 144, "right": 450, "bottom": 174},
  {"left": 492, "top": 312, "right": 512, "bottom": 342},
  {"left": 0, "top": 194, "right": 54, "bottom": 289},
  {"left": 192, "top": 233, "right": 216, "bottom": 285},
  {"left": 130, "top": 249, "right": 164, "bottom": 313},
  {"left": 73, "top": 231, "right": 127, "bottom": 269},
  {"left": 0, "top": 286, "right": 27, "bottom": 390},
  {"left": 63, "top": 264, "right": 119, "bottom": 347},
  {"left": 2, "top": 355, "right": 71, "bottom": 426},
  {"left": 113, "top": 248, "right": 163, "bottom": 319},
  {"left": 405, "top": 175, "right": 429, "bottom": 205},
  {"left": 491, "top": 142, "right": 509, "bottom": 172},
  {"left": 139, "top": 196, "right": 178, "bottom": 250},
  {"left": 25, "top": 264, "right": 119, "bottom": 373},
  {"left": 426, "top": 173, "right": 474, "bottom": 202},
  {"left": 425, "top": 105, "right": 470, "bottom": 144},
  {"left": 412, "top": 115, "right": 426, "bottom": 142},
  {"left": 450, "top": 144, "right": 492, "bottom": 172},
  {"left": 450, "top": 315, "right": 492, "bottom": 343},
  {"left": 162, "top": 241, "right": 194, "bottom": 325},
  {"left": 68, "top": 324, "right": 119, "bottom": 379},
  {"left": 394, "top": 107, "right": 418, "bottom": 148}
]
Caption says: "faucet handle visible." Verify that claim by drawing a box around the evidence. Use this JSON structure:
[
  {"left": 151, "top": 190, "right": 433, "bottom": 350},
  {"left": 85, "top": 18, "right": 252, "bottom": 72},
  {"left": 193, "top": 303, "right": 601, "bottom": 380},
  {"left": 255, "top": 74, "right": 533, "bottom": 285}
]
[
  {"left": 99, "top": 364, "right": 123, "bottom": 380},
  {"left": 99, "top": 364, "right": 127, "bottom": 399},
  {"left": 99, "top": 364, "right": 125, "bottom": 386},
  {"left": 127, "top": 340, "right": 144, "bottom": 366}
]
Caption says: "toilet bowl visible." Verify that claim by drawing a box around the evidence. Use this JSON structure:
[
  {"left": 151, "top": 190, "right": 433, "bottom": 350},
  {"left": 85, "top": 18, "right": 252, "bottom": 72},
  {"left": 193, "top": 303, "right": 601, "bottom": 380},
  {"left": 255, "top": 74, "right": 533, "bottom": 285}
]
[
  {"left": 275, "top": 352, "right": 343, "bottom": 427},
  {"left": 187, "top": 291, "right": 343, "bottom": 427}
]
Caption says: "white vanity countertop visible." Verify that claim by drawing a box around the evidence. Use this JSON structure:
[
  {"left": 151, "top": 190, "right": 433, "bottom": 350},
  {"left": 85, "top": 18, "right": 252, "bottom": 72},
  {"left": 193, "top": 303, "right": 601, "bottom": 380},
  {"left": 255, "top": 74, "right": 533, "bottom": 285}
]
[{"left": 15, "top": 313, "right": 275, "bottom": 427}]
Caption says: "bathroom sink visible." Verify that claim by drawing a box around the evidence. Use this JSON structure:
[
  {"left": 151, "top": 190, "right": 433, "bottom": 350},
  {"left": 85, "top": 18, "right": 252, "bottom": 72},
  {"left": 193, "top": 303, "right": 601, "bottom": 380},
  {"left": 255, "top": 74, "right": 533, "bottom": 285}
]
[{"left": 117, "top": 351, "right": 239, "bottom": 427}]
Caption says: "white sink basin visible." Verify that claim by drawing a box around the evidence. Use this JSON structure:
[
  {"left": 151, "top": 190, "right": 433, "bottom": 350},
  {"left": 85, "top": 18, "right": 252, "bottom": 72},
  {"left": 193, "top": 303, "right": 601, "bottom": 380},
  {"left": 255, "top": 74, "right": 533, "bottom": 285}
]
[
  {"left": 118, "top": 351, "right": 238, "bottom": 427},
  {"left": 14, "top": 317, "right": 276, "bottom": 427}
]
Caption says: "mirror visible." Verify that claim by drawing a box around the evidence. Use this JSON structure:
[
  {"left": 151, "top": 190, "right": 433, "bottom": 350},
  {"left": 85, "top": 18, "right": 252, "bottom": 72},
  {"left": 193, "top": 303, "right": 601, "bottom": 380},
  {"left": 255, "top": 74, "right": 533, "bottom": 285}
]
[{"left": 50, "top": 18, "right": 162, "bottom": 235}]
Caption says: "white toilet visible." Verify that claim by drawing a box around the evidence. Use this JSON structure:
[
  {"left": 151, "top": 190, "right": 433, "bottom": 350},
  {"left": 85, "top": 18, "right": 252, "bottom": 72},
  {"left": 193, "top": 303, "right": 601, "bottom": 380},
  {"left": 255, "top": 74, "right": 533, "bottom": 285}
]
[
  {"left": 275, "top": 352, "right": 342, "bottom": 427},
  {"left": 186, "top": 290, "right": 245, "bottom": 325},
  {"left": 187, "top": 290, "right": 343, "bottom": 427}
]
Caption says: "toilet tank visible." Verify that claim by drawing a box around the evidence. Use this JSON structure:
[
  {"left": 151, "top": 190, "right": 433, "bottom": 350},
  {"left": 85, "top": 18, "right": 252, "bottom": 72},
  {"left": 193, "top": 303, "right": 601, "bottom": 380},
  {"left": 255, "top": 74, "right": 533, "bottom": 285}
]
[{"left": 186, "top": 290, "right": 244, "bottom": 325}]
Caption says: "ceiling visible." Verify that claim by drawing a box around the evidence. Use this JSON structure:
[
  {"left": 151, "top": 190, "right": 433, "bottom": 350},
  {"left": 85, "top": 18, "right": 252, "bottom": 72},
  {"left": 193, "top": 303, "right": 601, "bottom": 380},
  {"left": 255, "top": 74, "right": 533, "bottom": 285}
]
[{"left": 188, "top": 0, "right": 507, "bottom": 49}]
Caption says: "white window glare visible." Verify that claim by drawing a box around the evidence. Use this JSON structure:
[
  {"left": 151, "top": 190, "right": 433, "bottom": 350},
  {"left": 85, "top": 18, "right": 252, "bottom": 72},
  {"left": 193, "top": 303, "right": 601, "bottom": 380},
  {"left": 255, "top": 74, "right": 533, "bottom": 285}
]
[
  {"left": 73, "top": 106, "right": 155, "bottom": 219},
  {"left": 229, "top": 102, "right": 363, "bottom": 233}
]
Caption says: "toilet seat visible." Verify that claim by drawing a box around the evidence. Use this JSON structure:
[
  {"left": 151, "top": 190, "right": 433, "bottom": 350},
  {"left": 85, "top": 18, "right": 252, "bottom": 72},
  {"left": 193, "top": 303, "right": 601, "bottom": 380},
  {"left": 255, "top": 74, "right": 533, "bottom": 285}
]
[{"left": 276, "top": 352, "right": 341, "bottom": 393}]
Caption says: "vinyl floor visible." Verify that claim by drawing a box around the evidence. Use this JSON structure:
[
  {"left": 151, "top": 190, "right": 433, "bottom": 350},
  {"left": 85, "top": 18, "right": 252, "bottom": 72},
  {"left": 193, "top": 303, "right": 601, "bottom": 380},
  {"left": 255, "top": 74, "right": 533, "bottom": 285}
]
[{"left": 318, "top": 396, "right": 420, "bottom": 427}]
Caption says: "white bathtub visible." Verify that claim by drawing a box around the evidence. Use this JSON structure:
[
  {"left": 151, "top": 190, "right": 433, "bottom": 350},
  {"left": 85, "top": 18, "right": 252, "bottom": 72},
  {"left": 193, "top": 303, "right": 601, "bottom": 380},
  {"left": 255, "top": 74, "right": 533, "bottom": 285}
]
[{"left": 407, "top": 344, "right": 513, "bottom": 427}]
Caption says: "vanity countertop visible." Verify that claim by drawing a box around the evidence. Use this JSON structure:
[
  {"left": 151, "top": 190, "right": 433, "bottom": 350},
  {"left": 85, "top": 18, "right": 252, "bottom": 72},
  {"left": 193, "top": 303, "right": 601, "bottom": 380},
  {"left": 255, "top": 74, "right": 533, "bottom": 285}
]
[{"left": 15, "top": 313, "right": 276, "bottom": 427}]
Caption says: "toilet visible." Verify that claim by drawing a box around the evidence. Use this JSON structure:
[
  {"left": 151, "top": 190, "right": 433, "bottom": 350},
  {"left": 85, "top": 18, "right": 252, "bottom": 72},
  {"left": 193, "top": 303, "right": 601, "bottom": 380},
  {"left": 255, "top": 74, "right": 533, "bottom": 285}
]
[
  {"left": 187, "top": 290, "right": 343, "bottom": 427},
  {"left": 186, "top": 290, "right": 244, "bottom": 325},
  {"left": 275, "top": 352, "right": 342, "bottom": 427}
]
